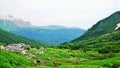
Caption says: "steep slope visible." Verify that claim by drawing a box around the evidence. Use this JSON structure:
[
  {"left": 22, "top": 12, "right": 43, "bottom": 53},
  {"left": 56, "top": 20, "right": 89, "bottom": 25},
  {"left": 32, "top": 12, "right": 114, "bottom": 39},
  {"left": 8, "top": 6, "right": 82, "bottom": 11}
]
[
  {"left": 60, "top": 30, "right": 120, "bottom": 52},
  {"left": 60, "top": 11, "right": 120, "bottom": 52},
  {"left": 0, "top": 28, "right": 43, "bottom": 46},
  {"left": 74, "top": 11, "right": 120, "bottom": 41}
]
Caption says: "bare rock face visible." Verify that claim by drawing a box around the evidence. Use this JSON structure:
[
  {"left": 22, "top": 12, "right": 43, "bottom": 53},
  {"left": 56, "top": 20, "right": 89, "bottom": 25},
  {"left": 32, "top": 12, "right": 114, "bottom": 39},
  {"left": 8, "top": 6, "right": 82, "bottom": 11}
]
[{"left": 115, "top": 23, "right": 120, "bottom": 30}]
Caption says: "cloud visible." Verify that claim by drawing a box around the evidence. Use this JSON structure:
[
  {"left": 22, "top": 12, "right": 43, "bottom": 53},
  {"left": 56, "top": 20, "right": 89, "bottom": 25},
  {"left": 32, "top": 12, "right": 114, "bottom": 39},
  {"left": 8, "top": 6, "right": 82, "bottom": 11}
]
[{"left": 0, "top": 0, "right": 120, "bottom": 29}]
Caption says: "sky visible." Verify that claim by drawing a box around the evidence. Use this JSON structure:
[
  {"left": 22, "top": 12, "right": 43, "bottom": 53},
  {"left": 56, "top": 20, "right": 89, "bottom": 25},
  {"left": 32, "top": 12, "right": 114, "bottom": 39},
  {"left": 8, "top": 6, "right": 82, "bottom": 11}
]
[{"left": 0, "top": 0, "right": 120, "bottom": 29}]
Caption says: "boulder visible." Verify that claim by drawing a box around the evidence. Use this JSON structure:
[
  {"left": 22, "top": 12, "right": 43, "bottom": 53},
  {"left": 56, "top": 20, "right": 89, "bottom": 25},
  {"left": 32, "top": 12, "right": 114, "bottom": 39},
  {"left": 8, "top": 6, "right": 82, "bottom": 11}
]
[
  {"left": 47, "top": 57, "right": 51, "bottom": 60},
  {"left": 20, "top": 50, "right": 26, "bottom": 55},
  {"left": 39, "top": 51, "right": 44, "bottom": 55},
  {"left": 0, "top": 45, "right": 5, "bottom": 50}
]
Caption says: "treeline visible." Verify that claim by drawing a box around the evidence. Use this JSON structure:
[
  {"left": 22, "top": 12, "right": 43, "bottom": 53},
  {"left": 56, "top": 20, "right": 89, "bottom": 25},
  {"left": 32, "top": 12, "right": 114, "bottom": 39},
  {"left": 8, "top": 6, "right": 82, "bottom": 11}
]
[{"left": 59, "top": 30, "right": 120, "bottom": 54}]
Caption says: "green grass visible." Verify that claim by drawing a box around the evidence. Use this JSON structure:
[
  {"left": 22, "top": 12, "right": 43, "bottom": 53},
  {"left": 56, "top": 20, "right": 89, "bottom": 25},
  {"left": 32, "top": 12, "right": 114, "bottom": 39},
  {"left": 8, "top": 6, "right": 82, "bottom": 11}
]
[
  {"left": 1, "top": 47, "right": 120, "bottom": 68},
  {"left": 0, "top": 50, "right": 32, "bottom": 68}
]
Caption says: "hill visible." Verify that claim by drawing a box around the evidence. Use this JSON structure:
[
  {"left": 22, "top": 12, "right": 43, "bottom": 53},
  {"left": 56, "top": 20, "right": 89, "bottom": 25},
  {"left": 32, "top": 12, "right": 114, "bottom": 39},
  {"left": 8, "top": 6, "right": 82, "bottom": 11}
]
[
  {"left": 60, "top": 30, "right": 120, "bottom": 53},
  {"left": 60, "top": 11, "right": 120, "bottom": 53},
  {"left": 74, "top": 11, "right": 120, "bottom": 41},
  {"left": 0, "top": 28, "right": 43, "bottom": 47}
]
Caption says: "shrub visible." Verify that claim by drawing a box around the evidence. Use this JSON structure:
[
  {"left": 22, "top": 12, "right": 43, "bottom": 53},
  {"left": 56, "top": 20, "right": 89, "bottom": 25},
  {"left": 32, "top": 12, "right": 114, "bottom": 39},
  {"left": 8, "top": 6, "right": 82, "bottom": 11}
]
[
  {"left": 0, "top": 63, "right": 12, "bottom": 68},
  {"left": 112, "top": 62, "right": 120, "bottom": 68}
]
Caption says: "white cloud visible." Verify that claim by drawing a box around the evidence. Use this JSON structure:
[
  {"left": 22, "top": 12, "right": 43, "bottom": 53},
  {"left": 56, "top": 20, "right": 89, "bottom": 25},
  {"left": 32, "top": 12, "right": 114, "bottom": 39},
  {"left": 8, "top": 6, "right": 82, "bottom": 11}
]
[{"left": 0, "top": 0, "right": 120, "bottom": 29}]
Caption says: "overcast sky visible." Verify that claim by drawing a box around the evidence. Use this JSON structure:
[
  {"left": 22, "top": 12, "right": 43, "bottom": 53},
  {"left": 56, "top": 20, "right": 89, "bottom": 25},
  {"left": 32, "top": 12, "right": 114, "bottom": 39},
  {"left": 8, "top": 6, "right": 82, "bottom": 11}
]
[{"left": 0, "top": 0, "right": 120, "bottom": 29}]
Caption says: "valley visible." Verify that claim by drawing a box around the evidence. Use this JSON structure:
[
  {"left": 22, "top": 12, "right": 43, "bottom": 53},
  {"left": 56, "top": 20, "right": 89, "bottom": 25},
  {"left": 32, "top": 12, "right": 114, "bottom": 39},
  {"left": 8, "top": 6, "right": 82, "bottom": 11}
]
[
  {"left": 1, "top": 44, "right": 120, "bottom": 68},
  {"left": 1, "top": 11, "right": 120, "bottom": 68}
]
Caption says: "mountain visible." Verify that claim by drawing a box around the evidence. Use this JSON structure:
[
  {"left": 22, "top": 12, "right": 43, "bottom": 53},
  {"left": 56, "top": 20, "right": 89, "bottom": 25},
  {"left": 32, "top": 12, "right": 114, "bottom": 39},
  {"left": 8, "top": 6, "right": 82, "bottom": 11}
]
[
  {"left": 0, "top": 15, "right": 85, "bottom": 45},
  {"left": 74, "top": 11, "right": 120, "bottom": 41},
  {"left": 38, "top": 25, "right": 67, "bottom": 30},
  {"left": 0, "top": 14, "right": 32, "bottom": 31},
  {"left": 60, "top": 30, "right": 120, "bottom": 52},
  {"left": 60, "top": 11, "right": 120, "bottom": 53},
  {"left": 0, "top": 28, "right": 43, "bottom": 47},
  {"left": 12, "top": 25, "right": 85, "bottom": 45}
]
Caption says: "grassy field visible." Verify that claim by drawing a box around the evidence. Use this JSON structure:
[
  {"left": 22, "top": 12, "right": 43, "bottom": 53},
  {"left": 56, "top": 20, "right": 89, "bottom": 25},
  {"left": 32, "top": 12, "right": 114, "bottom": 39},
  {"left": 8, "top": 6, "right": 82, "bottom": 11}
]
[{"left": 1, "top": 47, "right": 120, "bottom": 68}]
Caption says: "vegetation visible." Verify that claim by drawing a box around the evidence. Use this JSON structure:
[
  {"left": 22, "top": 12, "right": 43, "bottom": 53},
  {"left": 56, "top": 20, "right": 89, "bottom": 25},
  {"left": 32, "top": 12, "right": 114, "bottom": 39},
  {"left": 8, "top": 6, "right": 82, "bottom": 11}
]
[
  {"left": 1, "top": 11, "right": 120, "bottom": 68},
  {"left": 0, "top": 28, "right": 44, "bottom": 47},
  {"left": 74, "top": 11, "right": 120, "bottom": 41},
  {"left": 1, "top": 48, "right": 120, "bottom": 68},
  {"left": 59, "top": 30, "right": 120, "bottom": 53},
  {"left": 59, "top": 11, "right": 120, "bottom": 53},
  {"left": 0, "top": 50, "right": 32, "bottom": 68}
]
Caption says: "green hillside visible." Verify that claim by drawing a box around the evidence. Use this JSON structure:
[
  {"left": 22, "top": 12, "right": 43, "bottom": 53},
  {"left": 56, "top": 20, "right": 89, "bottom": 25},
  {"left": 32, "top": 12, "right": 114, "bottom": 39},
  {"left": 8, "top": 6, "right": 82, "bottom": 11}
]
[
  {"left": 0, "top": 28, "right": 44, "bottom": 46},
  {"left": 60, "top": 11, "right": 120, "bottom": 53},
  {"left": 1, "top": 47, "right": 120, "bottom": 68},
  {"left": 0, "top": 50, "right": 32, "bottom": 68},
  {"left": 74, "top": 11, "right": 120, "bottom": 41},
  {"left": 60, "top": 30, "right": 120, "bottom": 53},
  {"left": 1, "top": 11, "right": 120, "bottom": 68}
]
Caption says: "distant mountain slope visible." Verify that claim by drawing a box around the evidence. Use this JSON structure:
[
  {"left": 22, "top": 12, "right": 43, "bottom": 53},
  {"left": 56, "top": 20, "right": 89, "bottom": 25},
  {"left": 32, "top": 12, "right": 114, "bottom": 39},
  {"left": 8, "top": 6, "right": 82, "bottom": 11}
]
[
  {"left": 12, "top": 26, "right": 85, "bottom": 45},
  {"left": 0, "top": 15, "right": 85, "bottom": 45},
  {"left": 0, "top": 28, "right": 43, "bottom": 46},
  {"left": 74, "top": 11, "right": 120, "bottom": 41},
  {"left": 38, "top": 25, "right": 67, "bottom": 30}
]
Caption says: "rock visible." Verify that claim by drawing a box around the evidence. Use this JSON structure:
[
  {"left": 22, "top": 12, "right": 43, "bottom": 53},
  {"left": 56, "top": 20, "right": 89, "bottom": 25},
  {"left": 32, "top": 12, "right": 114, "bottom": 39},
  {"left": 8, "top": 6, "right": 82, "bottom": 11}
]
[
  {"left": 39, "top": 51, "right": 44, "bottom": 55},
  {"left": 53, "top": 61, "right": 61, "bottom": 67},
  {"left": 41, "top": 61, "right": 46, "bottom": 66},
  {"left": 47, "top": 57, "right": 51, "bottom": 60},
  {"left": 27, "top": 54, "right": 36, "bottom": 59},
  {"left": 115, "top": 23, "right": 120, "bottom": 30},
  {"left": 5, "top": 43, "right": 29, "bottom": 51},
  {"left": 20, "top": 50, "right": 26, "bottom": 55},
  {"left": 70, "top": 57, "right": 88, "bottom": 61},
  {"left": 0, "top": 45, "right": 5, "bottom": 50}
]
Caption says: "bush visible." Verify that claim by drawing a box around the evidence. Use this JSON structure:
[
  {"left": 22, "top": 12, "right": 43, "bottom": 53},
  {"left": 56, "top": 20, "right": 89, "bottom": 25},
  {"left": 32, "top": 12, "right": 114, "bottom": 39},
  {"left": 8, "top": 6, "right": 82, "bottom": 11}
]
[
  {"left": 103, "top": 63, "right": 112, "bottom": 68},
  {"left": 112, "top": 62, "right": 120, "bottom": 68},
  {"left": 0, "top": 63, "right": 12, "bottom": 68}
]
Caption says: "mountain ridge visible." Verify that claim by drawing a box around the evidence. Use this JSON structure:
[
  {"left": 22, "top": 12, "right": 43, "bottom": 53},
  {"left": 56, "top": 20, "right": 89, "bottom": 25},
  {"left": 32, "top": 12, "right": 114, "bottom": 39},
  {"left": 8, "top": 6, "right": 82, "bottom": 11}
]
[
  {"left": 0, "top": 14, "right": 85, "bottom": 45},
  {"left": 60, "top": 11, "right": 120, "bottom": 51},
  {"left": 74, "top": 11, "right": 120, "bottom": 41}
]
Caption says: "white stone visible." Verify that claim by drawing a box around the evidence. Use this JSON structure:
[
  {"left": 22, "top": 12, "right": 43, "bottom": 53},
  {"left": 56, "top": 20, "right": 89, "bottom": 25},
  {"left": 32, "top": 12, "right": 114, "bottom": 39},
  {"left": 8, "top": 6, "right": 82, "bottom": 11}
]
[
  {"left": 115, "top": 23, "right": 120, "bottom": 30},
  {"left": 20, "top": 50, "right": 26, "bottom": 55},
  {"left": 0, "top": 46, "right": 5, "bottom": 50},
  {"left": 39, "top": 51, "right": 44, "bottom": 55}
]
